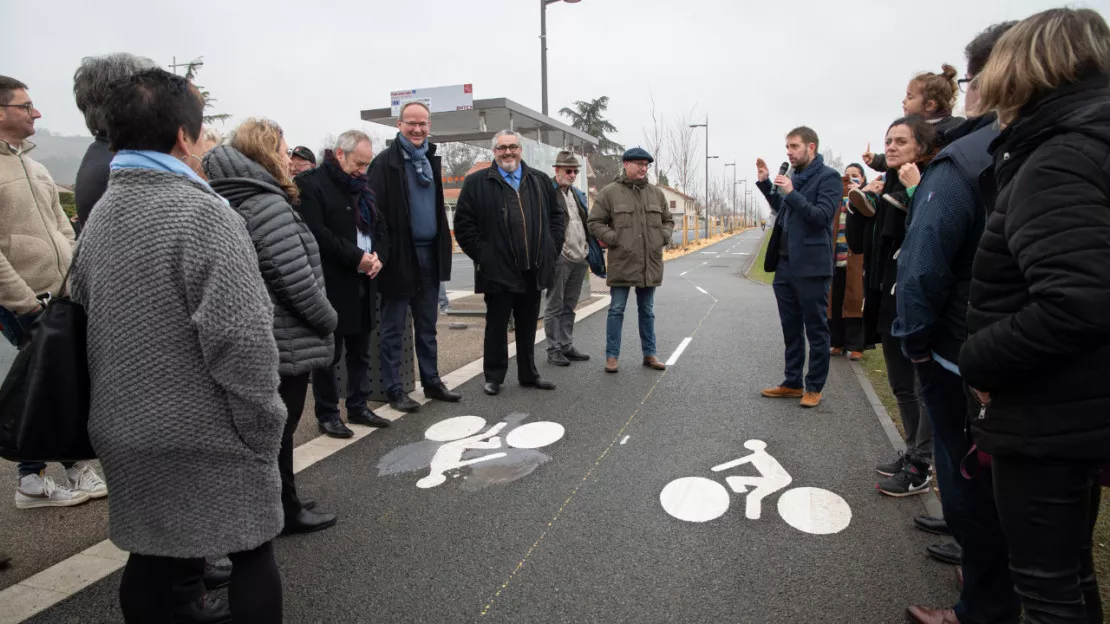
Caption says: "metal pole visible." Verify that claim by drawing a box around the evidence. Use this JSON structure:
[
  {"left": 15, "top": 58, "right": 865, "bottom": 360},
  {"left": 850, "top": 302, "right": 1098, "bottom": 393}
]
[
  {"left": 540, "top": 0, "right": 549, "bottom": 116},
  {"left": 703, "top": 120, "right": 709, "bottom": 239}
]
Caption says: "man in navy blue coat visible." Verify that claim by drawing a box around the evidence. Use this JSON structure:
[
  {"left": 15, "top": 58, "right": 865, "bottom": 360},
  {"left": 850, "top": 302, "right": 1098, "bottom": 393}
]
[{"left": 756, "top": 126, "right": 842, "bottom": 408}]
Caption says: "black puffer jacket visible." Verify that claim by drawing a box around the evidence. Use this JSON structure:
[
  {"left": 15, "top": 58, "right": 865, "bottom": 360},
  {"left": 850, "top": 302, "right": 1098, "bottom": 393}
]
[
  {"left": 960, "top": 74, "right": 1110, "bottom": 460},
  {"left": 204, "top": 146, "right": 337, "bottom": 377}
]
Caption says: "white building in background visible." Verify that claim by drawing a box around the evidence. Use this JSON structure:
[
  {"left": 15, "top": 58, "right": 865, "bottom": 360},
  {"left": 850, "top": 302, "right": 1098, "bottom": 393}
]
[{"left": 657, "top": 184, "right": 698, "bottom": 221}]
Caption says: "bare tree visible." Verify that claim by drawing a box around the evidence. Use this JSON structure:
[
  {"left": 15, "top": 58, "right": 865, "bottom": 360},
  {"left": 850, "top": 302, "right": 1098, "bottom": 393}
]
[
  {"left": 822, "top": 149, "right": 845, "bottom": 173},
  {"left": 317, "top": 133, "right": 337, "bottom": 162},
  {"left": 642, "top": 93, "right": 669, "bottom": 185},
  {"left": 667, "top": 109, "right": 701, "bottom": 205},
  {"left": 439, "top": 142, "right": 490, "bottom": 178}
]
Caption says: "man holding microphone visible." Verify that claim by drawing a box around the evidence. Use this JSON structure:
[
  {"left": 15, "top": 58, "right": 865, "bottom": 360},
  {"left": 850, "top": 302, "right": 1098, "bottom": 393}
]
[{"left": 756, "top": 126, "right": 842, "bottom": 408}]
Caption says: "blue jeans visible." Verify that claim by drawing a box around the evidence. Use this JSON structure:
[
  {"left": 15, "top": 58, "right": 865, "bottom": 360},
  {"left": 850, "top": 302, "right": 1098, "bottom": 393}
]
[
  {"left": 606, "top": 287, "right": 655, "bottom": 359},
  {"left": 379, "top": 245, "right": 441, "bottom": 396},
  {"left": 917, "top": 360, "right": 1020, "bottom": 624},
  {"left": 771, "top": 257, "right": 831, "bottom": 392}
]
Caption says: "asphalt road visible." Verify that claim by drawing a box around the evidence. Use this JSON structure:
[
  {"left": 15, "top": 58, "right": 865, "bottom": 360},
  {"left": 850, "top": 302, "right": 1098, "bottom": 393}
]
[{"left": 26, "top": 232, "right": 954, "bottom": 623}]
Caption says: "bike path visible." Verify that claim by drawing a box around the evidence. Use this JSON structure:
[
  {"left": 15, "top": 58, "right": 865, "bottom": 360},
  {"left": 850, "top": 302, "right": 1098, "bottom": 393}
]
[{"left": 27, "top": 232, "right": 954, "bottom": 623}]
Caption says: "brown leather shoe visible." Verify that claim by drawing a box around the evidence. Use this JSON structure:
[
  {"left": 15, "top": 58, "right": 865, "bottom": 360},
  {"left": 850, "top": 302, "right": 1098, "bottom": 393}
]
[
  {"left": 761, "top": 386, "right": 805, "bottom": 399},
  {"left": 849, "top": 351, "right": 863, "bottom": 361},
  {"left": 643, "top": 356, "right": 666, "bottom": 371},
  {"left": 605, "top": 357, "right": 619, "bottom": 373},
  {"left": 830, "top": 347, "right": 844, "bottom": 356},
  {"left": 906, "top": 605, "right": 959, "bottom": 623},
  {"left": 800, "top": 391, "right": 822, "bottom": 408}
]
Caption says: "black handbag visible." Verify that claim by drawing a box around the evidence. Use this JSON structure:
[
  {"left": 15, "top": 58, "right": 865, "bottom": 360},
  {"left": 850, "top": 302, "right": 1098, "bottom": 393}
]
[{"left": 0, "top": 271, "right": 95, "bottom": 462}]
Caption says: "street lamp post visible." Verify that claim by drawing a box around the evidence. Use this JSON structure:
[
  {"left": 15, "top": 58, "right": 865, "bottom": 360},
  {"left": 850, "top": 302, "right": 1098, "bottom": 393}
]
[
  {"left": 540, "top": 0, "right": 581, "bottom": 117},
  {"left": 689, "top": 119, "right": 716, "bottom": 238},
  {"left": 724, "top": 162, "right": 736, "bottom": 230}
]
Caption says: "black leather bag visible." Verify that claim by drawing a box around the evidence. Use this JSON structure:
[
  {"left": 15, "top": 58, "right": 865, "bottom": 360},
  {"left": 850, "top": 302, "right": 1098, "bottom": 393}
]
[{"left": 0, "top": 278, "right": 95, "bottom": 462}]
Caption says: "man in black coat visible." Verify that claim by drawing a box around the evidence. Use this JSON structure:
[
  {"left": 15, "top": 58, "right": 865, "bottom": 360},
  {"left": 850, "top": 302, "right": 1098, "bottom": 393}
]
[
  {"left": 297, "top": 130, "right": 391, "bottom": 438},
  {"left": 367, "top": 102, "right": 460, "bottom": 412},
  {"left": 454, "top": 130, "right": 566, "bottom": 396}
]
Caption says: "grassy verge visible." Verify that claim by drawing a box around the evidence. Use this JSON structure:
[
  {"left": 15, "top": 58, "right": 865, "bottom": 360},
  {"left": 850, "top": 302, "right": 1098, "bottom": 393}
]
[
  {"left": 747, "top": 229, "right": 774, "bottom": 285},
  {"left": 860, "top": 342, "right": 1110, "bottom": 607}
]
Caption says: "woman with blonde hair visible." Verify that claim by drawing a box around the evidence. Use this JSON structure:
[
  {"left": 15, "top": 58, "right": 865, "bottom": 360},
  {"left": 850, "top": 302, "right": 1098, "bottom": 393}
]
[
  {"left": 958, "top": 7, "right": 1110, "bottom": 623},
  {"left": 203, "top": 118, "right": 342, "bottom": 536}
]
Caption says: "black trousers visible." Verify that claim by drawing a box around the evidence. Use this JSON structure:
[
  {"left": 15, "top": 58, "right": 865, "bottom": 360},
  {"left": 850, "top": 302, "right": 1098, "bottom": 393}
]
[
  {"left": 993, "top": 454, "right": 1103, "bottom": 624},
  {"left": 278, "top": 373, "right": 309, "bottom": 519},
  {"left": 483, "top": 277, "right": 541, "bottom": 385},
  {"left": 311, "top": 332, "right": 372, "bottom": 424},
  {"left": 829, "top": 267, "right": 864, "bottom": 352},
  {"left": 120, "top": 541, "right": 282, "bottom": 623}
]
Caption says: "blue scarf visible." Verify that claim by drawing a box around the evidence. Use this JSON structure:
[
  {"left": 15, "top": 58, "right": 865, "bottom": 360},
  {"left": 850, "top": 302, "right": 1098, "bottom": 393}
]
[
  {"left": 397, "top": 133, "right": 433, "bottom": 187},
  {"left": 323, "top": 149, "right": 376, "bottom": 236},
  {"left": 110, "top": 150, "right": 228, "bottom": 206}
]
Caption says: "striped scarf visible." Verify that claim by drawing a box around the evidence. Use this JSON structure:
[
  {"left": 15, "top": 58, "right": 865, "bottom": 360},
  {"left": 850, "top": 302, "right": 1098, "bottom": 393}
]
[{"left": 834, "top": 199, "right": 850, "bottom": 267}]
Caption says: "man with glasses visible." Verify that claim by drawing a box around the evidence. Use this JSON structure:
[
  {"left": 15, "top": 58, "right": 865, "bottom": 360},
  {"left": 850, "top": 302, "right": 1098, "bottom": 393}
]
[
  {"left": 587, "top": 148, "right": 674, "bottom": 374},
  {"left": 289, "top": 145, "right": 316, "bottom": 177},
  {"left": 544, "top": 151, "right": 593, "bottom": 367},
  {"left": 454, "top": 129, "right": 565, "bottom": 396},
  {"left": 368, "top": 101, "right": 460, "bottom": 412},
  {"left": 0, "top": 76, "right": 107, "bottom": 512}
]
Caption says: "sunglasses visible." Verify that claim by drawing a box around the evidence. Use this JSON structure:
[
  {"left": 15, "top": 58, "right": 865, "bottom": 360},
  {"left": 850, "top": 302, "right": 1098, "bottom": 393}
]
[{"left": 560, "top": 168, "right": 579, "bottom": 175}]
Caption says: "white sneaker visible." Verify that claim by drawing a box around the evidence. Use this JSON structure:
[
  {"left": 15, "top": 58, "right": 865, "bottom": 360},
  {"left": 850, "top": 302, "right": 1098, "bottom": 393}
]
[
  {"left": 15, "top": 473, "right": 91, "bottom": 509},
  {"left": 67, "top": 462, "right": 108, "bottom": 499}
]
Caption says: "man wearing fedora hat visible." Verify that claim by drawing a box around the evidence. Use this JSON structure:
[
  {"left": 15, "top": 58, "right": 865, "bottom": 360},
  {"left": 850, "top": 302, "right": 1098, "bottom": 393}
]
[
  {"left": 588, "top": 147, "right": 673, "bottom": 373},
  {"left": 544, "top": 151, "right": 593, "bottom": 366}
]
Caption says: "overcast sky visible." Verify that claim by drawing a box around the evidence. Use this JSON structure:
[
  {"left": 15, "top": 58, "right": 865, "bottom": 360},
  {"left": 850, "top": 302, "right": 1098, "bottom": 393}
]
[{"left": 5, "top": 0, "right": 1105, "bottom": 208}]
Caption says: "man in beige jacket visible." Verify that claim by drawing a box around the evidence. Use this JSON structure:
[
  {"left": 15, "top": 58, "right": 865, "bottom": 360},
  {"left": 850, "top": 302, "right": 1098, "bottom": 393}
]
[{"left": 0, "top": 76, "right": 105, "bottom": 511}]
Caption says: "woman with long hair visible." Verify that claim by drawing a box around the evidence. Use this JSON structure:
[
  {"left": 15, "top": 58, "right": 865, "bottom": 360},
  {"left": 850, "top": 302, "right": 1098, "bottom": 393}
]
[
  {"left": 852, "top": 116, "right": 940, "bottom": 496},
  {"left": 829, "top": 163, "right": 868, "bottom": 361},
  {"left": 960, "top": 8, "right": 1110, "bottom": 622},
  {"left": 203, "top": 118, "right": 341, "bottom": 535},
  {"left": 72, "top": 69, "right": 284, "bottom": 622}
]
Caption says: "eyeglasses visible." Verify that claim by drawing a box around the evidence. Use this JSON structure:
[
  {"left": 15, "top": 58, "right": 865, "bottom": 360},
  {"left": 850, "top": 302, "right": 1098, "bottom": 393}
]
[
  {"left": 401, "top": 120, "right": 429, "bottom": 129},
  {"left": 561, "top": 168, "right": 579, "bottom": 175},
  {"left": 494, "top": 144, "right": 521, "bottom": 153},
  {"left": 957, "top": 77, "right": 975, "bottom": 93},
  {"left": 1, "top": 102, "right": 34, "bottom": 114}
]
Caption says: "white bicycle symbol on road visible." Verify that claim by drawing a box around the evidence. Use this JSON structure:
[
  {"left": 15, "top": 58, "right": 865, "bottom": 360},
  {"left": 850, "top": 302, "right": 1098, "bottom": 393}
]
[{"left": 659, "top": 440, "right": 852, "bottom": 535}]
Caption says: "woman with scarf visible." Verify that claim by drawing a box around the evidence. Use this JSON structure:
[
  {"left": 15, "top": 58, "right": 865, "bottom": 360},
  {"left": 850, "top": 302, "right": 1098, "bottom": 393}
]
[
  {"left": 71, "top": 68, "right": 285, "bottom": 622},
  {"left": 829, "top": 163, "right": 868, "bottom": 361},
  {"left": 848, "top": 116, "right": 940, "bottom": 497},
  {"left": 296, "top": 131, "right": 392, "bottom": 440},
  {"left": 203, "top": 118, "right": 342, "bottom": 536},
  {"left": 960, "top": 9, "right": 1110, "bottom": 622}
]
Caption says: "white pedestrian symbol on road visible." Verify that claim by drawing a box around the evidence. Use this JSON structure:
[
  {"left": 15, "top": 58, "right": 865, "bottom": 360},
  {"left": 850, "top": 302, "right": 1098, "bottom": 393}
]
[
  {"left": 377, "top": 413, "right": 566, "bottom": 491},
  {"left": 659, "top": 439, "right": 852, "bottom": 535}
]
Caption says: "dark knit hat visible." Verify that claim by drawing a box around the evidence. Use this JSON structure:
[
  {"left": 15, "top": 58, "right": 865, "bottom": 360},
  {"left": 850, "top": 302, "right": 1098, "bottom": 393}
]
[{"left": 621, "top": 147, "right": 654, "bottom": 163}]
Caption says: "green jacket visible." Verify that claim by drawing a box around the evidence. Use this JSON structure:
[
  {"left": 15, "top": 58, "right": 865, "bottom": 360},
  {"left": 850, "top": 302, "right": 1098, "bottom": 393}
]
[{"left": 587, "top": 174, "right": 674, "bottom": 288}]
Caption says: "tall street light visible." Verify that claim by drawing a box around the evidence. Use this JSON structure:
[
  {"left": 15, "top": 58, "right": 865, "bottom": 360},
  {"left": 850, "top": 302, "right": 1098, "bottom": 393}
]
[
  {"left": 723, "top": 162, "right": 736, "bottom": 229},
  {"left": 541, "top": 0, "right": 581, "bottom": 117},
  {"left": 690, "top": 120, "right": 715, "bottom": 238}
]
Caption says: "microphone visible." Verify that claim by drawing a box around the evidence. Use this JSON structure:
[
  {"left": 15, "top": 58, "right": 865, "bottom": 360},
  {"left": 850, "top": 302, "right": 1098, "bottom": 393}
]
[{"left": 778, "top": 162, "right": 790, "bottom": 176}]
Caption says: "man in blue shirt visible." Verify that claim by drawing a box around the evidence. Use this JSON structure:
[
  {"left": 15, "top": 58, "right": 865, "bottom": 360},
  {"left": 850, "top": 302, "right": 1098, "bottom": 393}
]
[{"left": 755, "top": 126, "right": 842, "bottom": 408}]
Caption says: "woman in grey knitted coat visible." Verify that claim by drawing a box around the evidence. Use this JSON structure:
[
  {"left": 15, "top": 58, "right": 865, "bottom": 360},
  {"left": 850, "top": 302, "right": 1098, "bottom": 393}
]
[
  {"left": 71, "top": 69, "right": 284, "bottom": 622},
  {"left": 203, "top": 118, "right": 341, "bottom": 535}
]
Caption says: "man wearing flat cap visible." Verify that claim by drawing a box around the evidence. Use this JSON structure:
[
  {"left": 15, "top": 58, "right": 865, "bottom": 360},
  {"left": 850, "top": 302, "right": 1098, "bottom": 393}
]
[
  {"left": 289, "top": 145, "right": 316, "bottom": 177},
  {"left": 544, "top": 151, "right": 593, "bottom": 367},
  {"left": 588, "top": 147, "right": 673, "bottom": 373}
]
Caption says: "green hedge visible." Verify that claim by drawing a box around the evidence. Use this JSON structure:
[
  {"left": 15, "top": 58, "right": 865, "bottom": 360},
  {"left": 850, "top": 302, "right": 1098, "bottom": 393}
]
[{"left": 59, "top": 190, "right": 77, "bottom": 219}]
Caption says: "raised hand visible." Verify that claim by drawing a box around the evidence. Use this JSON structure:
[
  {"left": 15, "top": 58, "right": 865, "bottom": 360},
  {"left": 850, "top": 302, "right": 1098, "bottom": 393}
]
[{"left": 756, "top": 158, "right": 769, "bottom": 182}]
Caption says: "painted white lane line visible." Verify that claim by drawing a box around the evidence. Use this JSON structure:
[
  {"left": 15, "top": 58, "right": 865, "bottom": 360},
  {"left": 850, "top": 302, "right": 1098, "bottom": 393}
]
[
  {"left": 680, "top": 271, "right": 688, "bottom": 276},
  {"left": 666, "top": 337, "right": 693, "bottom": 366},
  {"left": 620, "top": 436, "right": 630, "bottom": 445},
  {"left": 696, "top": 287, "right": 708, "bottom": 295}
]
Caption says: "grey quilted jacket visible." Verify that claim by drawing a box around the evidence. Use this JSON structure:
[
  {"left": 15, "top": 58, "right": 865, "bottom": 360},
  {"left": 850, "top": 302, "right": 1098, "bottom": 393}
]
[
  {"left": 72, "top": 168, "right": 285, "bottom": 558},
  {"left": 204, "top": 146, "right": 337, "bottom": 377}
]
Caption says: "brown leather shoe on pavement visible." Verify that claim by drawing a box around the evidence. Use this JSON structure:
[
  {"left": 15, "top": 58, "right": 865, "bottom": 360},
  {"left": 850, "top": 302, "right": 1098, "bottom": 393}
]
[
  {"left": 605, "top": 357, "right": 619, "bottom": 373},
  {"left": 760, "top": 386, "right": 805, "bottom": 399},
  {"left": 800, "top": 391, "right": 822, "bottom": 408},
  {"left": 906, "top": 605, "right": 960, "bottom": 624},
  {"left": 830, "top": 347, "right": 844, "bottom": 356},
  {"left": 849, "top": 351, "right": 863, "bottom": 361},
  {"left": 643, "top": 356, "right": 666, "bottom": 371}
]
